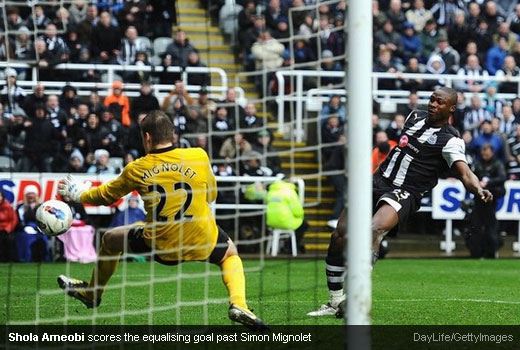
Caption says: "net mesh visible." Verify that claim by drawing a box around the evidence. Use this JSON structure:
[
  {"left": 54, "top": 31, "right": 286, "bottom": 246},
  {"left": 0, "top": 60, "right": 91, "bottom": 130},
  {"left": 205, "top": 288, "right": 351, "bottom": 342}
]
[{"left": 0, "top": 0, "right": 347, "bottom": 326}]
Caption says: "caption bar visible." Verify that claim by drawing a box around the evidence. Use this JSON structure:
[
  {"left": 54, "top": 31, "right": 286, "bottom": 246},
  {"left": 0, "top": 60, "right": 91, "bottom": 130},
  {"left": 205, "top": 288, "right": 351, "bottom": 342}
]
[{"left": 8, "top": 331, "right": 312, "bottom": 344}]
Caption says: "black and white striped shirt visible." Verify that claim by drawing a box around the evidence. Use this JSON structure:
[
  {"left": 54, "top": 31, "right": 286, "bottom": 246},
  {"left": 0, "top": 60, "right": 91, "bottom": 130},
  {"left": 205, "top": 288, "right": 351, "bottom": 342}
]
[
  {"left": 431, "top": 0, "right": 466, "bottom": 26},
  {"left": 483, "top": 97, "right": 505, "bottom": 118},
  {"left": 454, "top": 66, "right": 489, "bottom": 92},
  {"left": 464, "top": 107, "right": 492, "bottom": 137},
  {"left": 507, "top": 134, "right": 520, "bottom": 156},
  {"left": 117, "top": 38, "right": 145, "bottom": 65},
  {"left": 498, "top": 115, "right": 517, "bottom": 136},
  {"left": 379, "top": 110, "right": 467, "bottom": 196}
]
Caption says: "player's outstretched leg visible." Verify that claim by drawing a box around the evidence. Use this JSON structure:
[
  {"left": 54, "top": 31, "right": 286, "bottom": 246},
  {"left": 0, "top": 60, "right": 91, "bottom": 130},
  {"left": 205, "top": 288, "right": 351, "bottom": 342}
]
[
  {"left": 371, "top": 204, "right": 399, "bottom": 266},
  {"left": 309, "top": 202, "right": 400, "bottom": 317},
  {"left": 334, "top": 203, "right": 399, "bottom": 318},
  {"left": 218, "top": 239, "right": 268, "bottom": 330},
  {"left": 58, "top": 225, "right": 130, "bottom": 308},
  {"left": 308, "top": 209, "right": 346, "bottom": 317}
]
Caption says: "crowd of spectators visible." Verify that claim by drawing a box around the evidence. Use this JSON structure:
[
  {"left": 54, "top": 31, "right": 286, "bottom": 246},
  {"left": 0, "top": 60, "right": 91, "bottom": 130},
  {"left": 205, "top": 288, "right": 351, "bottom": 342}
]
[
  {"left": 372, "top": 0, "right": 520, "bottom": 90},
  {"left": 0, "top": 74, "right": 281, "bottom": 181},
  {"left": 0, "top": 0, "right": 349, "bottom": 85},
  {"left": 0, "top": 1, "right": 286, "bottom": 179},
  {"left": 0, "top": 184, "right": 148, "bottom": 262},
  {"left": 368, "top": 0, "right": 520, "bottom": 179},
  {"left": 0, "top": 1, "right": 181, "bottom": 82},
  {"left": 312, "top": 0, "right": 520, "bottom": 223},
  {"left": 234, "top": 0, "right": 346, "bottom": 65},
  {"left": 232, "top": 0, "right": 346, "bottom": 93}
]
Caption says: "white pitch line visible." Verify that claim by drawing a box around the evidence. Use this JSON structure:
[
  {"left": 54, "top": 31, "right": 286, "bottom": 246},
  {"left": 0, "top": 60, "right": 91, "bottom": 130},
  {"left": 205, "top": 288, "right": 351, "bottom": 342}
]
[{"left": 381, "top": 298, "right": 520, "bottom": 305}]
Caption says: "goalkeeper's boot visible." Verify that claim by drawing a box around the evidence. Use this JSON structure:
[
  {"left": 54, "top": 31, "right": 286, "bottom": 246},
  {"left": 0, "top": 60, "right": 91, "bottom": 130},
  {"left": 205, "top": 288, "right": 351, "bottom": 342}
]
[
  {"left": 57, "top": 275, "right": 101, "bottom": 309},
  {"left": 307, "top": 303, "right": 338, "bottom": 317},
  {"left": 229, "top": 305, "right": 269, "bottom": 330}
]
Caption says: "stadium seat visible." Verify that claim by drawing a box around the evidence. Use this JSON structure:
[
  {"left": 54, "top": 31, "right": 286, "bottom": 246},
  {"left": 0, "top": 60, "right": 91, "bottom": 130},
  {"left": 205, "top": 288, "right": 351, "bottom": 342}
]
[
  {"left": 153, "top": 37, "right": 173, "bottom": 57},
  {"left": 101, "top": 73, "right": 124, "bottom": 83},
  {"left": 266, "top": 229, "right": 297, "bottom": 257},
  {"left": 0, "top": 156, "right": 15, "bottom": 172},
  {"left": 108, "top": 157, "right": 124, "bottom": 170},
  {"left": 137, "top": 36, "right": 153, "bottom": 57},
  {"left": 150, "top": 55, "right": 162, "bottom": 66}
]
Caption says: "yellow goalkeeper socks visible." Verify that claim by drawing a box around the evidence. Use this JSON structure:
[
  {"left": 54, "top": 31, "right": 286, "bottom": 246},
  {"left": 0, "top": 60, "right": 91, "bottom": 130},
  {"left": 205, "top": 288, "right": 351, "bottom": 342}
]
[
  {"left": 220, "top": 255, "right": 248, "bottom": 309},
  {"left": 85, "top": 244, "right": 121, "bottom": 301}
]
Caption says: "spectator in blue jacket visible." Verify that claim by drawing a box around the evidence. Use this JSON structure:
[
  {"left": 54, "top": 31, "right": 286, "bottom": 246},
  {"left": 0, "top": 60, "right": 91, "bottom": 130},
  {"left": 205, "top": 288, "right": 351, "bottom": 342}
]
[
  {"left": 109, "top": 195, "right": 146, "bottom": 228},
  {"left": 15, "top": 185, "right": 50, "bottom": 262},
  {"left": 293, "top": 40, "right": 316, "bottom": 64},
  {"left": 321, "top": 95, "right": 346, "bottom": 125},
  {"left": 400, "top": 21, "right": 422, "bottom": 62},
  {"left": 320, "top": 50, "right": 343, "bottom": 86},
  {"left": 470, "top": 120, "right": 504, "bottom": 161},
  {"left": 486, "top": 36, "right": 509, "bottom": 75}
]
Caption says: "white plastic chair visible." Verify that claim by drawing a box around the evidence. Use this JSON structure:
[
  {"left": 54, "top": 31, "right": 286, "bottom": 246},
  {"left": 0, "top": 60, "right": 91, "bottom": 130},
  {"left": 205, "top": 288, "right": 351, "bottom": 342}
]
[
  {"left": 108, "top": 157, "right": 124, "bottom": 170},
  {"left": 266, "top": 229, "right": 297, "bottom": 257},
  {"left": 137, "top": 36, "right": 153, "bottom": 56},
  {"left": 0, "top": 156, "right": 15, "bottom": 172},
  {"left": 153, "top": 37, "right": 173, "bottom": 57}
]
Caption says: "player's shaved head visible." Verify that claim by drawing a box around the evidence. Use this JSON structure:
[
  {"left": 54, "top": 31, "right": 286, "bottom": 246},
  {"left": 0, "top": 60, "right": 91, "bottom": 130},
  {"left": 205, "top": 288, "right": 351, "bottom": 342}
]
[
  {"left": 428, "top": 88, "right": 457, "bottom": 126},
  {"left": 438, "top": 87, "right": 457, "bottom": 106},
  {"left": 141, "top": 110, "right": 174, "bottom": 147}
]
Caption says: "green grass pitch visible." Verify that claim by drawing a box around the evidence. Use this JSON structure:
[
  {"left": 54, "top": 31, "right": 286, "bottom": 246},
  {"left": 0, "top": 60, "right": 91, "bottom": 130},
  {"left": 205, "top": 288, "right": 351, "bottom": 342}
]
[{"left": 1, "top": 259, "right": 519, "bottom": 325}]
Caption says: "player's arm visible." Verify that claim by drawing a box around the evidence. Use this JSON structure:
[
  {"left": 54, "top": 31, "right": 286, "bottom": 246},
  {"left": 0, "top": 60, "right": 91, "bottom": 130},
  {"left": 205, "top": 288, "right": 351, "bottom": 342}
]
[
  {"left": 453, "top": 161, "right": 493, "bottom": 203},
  {"left": 58, "top": 166, "right": 135, "bottom": 205},
  {"left": 442, "top": 136, "right": 492, "bottom": 203}
]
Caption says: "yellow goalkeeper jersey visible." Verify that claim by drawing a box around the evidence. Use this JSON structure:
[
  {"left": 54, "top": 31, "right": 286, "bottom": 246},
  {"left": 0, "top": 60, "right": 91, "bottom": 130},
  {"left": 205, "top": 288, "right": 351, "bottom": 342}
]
[{"left": 80, "top": 146, "right": 219, "bottom": 262}]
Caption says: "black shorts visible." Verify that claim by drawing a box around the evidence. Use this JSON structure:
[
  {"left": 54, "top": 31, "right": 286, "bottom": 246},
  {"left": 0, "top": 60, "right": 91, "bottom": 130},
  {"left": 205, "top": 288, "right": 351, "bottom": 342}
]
[
  {"left": 372, "top": 172, "right": 421, "bottom": 229},
  {"left": 127, "top": 226, "right": 230, "bottom": 266}
]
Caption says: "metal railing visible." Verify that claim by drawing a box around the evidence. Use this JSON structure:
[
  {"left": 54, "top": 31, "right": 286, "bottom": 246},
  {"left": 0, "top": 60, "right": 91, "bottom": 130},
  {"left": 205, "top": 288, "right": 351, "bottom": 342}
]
[
  {"left": 212, "top": 175, "right": 305, "bottom": 211},
  {"left": 273, "top": 70, "right": 520, "bottom": 142},
  {"left": 275, "top": 70, "right": 345, "bottom": 142},
  {"left": 0, "top": 62, "right": 235, "bottom": 101},
  {"left": 372, "top": 71, "right": 520, "bottom": 105}
]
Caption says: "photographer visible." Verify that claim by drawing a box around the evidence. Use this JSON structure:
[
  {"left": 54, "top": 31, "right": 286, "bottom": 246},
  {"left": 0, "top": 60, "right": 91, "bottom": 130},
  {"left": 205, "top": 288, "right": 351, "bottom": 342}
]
[{"left": 467, "top": 143, "right": 506, "bottom": 258}]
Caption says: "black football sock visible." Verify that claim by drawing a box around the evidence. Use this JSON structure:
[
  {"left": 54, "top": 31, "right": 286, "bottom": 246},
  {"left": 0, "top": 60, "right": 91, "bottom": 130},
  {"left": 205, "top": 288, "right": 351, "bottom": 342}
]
[
  {"left": 325, "top": 254, "right": 345, "bottom": 292},
  {"left": 325, "top": 249, "right": 346, "bottom": 307}
]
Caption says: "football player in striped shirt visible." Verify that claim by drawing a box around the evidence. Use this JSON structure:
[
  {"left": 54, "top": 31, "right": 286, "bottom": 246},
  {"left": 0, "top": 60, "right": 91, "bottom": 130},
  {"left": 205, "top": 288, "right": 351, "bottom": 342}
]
[{"left": 309, "top": 87, "right": 493, "bottom": 317}]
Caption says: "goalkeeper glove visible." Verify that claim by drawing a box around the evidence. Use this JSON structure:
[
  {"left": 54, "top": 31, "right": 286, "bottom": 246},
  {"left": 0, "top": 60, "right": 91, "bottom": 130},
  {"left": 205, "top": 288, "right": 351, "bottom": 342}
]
[{"left": 58, "top": 174, "right": 91, "bottom": 202}]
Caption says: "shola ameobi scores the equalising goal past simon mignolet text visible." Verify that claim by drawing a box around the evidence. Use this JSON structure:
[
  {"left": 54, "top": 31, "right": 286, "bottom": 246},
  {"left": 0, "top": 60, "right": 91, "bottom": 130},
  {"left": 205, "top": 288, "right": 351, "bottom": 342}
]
[{"left": 57, "top": 110, "right": 267, "bottom": 329}]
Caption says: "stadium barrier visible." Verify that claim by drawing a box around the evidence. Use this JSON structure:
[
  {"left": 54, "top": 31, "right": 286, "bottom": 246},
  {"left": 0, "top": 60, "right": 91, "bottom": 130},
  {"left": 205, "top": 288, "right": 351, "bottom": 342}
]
[
  {"left": 0, "top": 62, "right": 239, "bottom": 103},
  {"left": 1, "top": 173, "right": 305, "bottom": 259},
  {"left": 0, "top": 172, "right": 304, "bottom": 240},
  {"left": 274, "top": 70, "right": 520, "bottom": 140},
  {"left": 275, "top": 70, "right": 344, "bottom": 142},
  {"left": 371, "top": 71, "right": 520, "bottom": 108},
  {"left": 306, "top": 88, "right": 346, "bottom": 112},
  {"left": 0, "top": 172, "right": 302, "bottom": 212},
  {"left": 432, "top": 179, "right": 520, "bottom": 254}
]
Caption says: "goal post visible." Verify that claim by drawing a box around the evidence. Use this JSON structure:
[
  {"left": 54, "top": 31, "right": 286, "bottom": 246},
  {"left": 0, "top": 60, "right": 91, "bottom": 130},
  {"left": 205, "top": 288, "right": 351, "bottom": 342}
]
[{"left": 346, "top": 0, "right": 373, "bottom": 326}]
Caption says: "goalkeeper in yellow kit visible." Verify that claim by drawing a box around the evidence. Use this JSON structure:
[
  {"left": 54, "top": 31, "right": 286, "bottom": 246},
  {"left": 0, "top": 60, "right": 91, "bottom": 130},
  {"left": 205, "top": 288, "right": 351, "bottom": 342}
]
[{"left": 57, "top": 110, "right": 266, "bottom": 329}]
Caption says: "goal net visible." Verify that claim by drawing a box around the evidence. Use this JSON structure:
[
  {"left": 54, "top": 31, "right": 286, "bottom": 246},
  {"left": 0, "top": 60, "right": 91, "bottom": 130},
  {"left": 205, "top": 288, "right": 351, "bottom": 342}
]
[{"left": 0, "top": 0, "right": 347, "bottom": 327}]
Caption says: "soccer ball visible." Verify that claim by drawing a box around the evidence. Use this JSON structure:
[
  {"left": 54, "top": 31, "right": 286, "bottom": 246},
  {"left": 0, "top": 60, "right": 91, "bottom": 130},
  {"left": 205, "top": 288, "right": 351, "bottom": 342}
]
[{"left": 36, "top": 200, "right": 73, "bottom": 236}]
